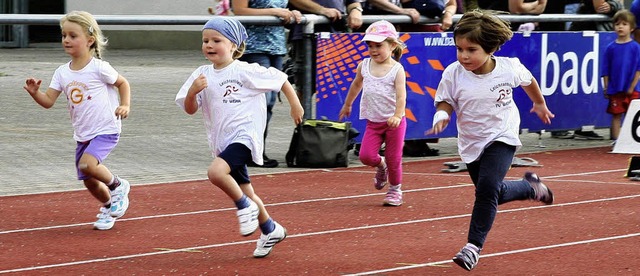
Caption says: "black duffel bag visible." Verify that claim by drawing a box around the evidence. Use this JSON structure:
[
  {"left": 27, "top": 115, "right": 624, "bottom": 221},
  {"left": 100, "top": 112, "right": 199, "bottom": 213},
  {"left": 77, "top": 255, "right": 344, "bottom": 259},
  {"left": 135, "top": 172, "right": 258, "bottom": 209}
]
[{"left": 286, "top": 119, "right": 359, "bottom": 168}]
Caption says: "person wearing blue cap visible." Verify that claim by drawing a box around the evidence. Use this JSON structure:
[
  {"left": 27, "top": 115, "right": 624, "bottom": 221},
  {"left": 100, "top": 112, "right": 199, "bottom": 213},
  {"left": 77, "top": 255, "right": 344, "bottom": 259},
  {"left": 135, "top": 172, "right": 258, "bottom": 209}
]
[{"left": 175, "top": 17, "right": 304, "bottom": 258}]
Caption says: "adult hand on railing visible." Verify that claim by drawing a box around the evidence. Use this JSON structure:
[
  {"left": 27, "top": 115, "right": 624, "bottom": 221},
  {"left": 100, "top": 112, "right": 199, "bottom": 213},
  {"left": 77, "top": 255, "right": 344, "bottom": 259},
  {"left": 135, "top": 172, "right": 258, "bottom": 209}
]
[
  {"left": 347, "top": 5, "right": 364, "bottom": 30},
  {"left": 401, "top": 8, "right": 421, "bottom": 24},
  {"left": 320, "top": 7, "right": 343, "bottom": 22},
  {"left": 276, "top": 9, "right": 303, "bottom": 24},
  {"left": 595, "top": 1, "right": 612, "bottom": 14}
]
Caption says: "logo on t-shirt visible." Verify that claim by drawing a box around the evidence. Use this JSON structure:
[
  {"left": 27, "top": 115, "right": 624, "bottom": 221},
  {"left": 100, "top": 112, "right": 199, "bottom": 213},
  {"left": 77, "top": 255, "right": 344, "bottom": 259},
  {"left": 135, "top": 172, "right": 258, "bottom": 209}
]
[
  {"left": 223, "top": 84, "right": 238, "bottom": 97},
  {"left": 66, "top": 81, "right": 89, "bottom": 105},
  {"left": 220, "top": 79, "right": 243, "bottom": 104},
  {"left": 492, "top": 83, "right": 513, "bottom": 108}
]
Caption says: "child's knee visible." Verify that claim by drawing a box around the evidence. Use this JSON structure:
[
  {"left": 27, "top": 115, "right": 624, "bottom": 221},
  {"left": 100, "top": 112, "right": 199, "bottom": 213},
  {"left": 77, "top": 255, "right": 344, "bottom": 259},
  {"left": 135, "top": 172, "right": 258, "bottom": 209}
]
[
  {"left": 78, "top": 162, "right": 94, "bottom": 175},
  {"left": 207, "top": 168, "right": 224, "bottom": 184},
  {"left": 359, "top": 153, "right": 380, "bottom": 167}
]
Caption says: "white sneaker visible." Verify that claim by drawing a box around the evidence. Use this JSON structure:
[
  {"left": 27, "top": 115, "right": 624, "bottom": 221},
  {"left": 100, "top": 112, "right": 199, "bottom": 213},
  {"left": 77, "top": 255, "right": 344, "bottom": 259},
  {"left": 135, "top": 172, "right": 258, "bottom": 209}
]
[
  {"left": 237, "top": 200, "right": 259, "bottom": 236},
  {"left": 110, "top": 177, "right": 130, "bottom": 218},
  {"left": 453, "top": 243, "right": 481, "bottom": 271},
  {"left": 253, "top": 221, "right": 287, "bottom": 258},
  {"left": 94, "top": 207, "right": 115, "bottom": 230}
]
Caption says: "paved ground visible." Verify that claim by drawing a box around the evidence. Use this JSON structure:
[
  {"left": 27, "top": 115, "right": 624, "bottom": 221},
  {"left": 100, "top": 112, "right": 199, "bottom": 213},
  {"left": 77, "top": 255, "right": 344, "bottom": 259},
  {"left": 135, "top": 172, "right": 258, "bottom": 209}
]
[{"left": 0, "top": 47, "right": 613, "bottom": 196}]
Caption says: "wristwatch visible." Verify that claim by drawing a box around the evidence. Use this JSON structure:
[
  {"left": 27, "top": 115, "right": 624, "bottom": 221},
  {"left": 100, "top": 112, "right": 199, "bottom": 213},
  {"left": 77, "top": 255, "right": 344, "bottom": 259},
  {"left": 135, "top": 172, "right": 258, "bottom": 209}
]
[{"left": 349, "top": 6, "right": 364, "bottom": 14}]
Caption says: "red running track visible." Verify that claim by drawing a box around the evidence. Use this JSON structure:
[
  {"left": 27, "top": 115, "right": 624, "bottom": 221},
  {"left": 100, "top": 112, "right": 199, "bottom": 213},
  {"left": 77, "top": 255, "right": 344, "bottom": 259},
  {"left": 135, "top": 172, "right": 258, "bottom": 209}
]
[{"left": 1, "top": 146, "right": 639, "bottom": 275}]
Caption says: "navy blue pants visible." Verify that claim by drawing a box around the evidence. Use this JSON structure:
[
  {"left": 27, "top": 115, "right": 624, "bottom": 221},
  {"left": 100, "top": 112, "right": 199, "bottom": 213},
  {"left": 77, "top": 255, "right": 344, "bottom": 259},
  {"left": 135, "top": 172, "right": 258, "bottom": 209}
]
[{"left": 465, "top": 142, "right": 534, "bottom": 248}]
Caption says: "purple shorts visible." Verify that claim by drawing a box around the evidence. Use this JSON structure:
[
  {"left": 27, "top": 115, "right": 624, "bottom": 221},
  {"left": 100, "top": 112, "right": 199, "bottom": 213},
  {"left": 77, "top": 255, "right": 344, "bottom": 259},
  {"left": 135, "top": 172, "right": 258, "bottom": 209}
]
[{"left": 75, "top": 133, "right": 119, "bottom": 180}]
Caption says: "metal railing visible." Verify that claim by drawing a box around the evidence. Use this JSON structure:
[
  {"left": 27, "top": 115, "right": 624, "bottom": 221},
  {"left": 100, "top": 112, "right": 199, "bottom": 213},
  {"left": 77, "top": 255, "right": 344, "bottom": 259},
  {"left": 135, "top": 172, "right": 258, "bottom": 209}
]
[{"left": 0, "top": 13, "right": 613, "bottom": 117}]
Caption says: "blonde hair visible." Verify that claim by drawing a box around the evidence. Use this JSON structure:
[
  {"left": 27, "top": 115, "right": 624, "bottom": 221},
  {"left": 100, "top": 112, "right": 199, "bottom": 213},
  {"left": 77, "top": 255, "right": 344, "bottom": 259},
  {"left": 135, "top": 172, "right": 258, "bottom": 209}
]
[
  {"left": 233, "top": 42, "right": 246, "bottom": 59},
  {"left": 384, "top": 37, "right": 404, "bottom": 61},
  {"left": 453, "top": 9, "right": 513, "bottom": 54},
  {"left": 60, "top": 11, "right": 107, "bottom": 59}
]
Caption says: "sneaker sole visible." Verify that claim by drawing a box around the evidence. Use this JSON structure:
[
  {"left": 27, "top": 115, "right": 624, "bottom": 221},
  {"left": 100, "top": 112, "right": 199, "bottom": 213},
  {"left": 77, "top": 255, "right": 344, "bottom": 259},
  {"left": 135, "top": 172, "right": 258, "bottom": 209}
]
[
  {"left": 453, "top": 256, "right": 474, "bottom": 271},
  {"left": 383, "top": 200, "right": 403, "bottom": 206},
  {"left": 374, "top": 181, "right": 388, "bottom": 190},
  {"left": 93, "top": 221, "right": 115, "bottom": 230}
]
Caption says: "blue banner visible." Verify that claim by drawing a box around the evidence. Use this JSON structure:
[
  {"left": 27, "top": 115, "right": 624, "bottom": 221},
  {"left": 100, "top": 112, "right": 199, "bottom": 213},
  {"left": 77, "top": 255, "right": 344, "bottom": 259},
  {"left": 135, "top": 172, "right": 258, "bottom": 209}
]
[{"left": 315, "top": 32, "right": 617, "bottom": 141}]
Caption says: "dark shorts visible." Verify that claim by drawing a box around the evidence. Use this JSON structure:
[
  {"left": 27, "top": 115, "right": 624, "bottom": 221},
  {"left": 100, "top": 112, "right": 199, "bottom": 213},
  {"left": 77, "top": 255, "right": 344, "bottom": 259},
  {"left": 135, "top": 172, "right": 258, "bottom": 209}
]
[
  {"left": 218, "top": 143, "right": 252, "bottom": 184},
  {"left": 607, "top": 91, "right": 640, "bottom": 115},
  {"left": 75, "top": 133, "right": 119, "bottom": 180}
]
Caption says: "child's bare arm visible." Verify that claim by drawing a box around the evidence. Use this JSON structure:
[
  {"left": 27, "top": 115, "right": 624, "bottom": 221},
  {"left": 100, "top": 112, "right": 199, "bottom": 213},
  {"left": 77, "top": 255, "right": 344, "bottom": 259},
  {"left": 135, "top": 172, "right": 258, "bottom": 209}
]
[
  {"left": 522, "top": 78, "right": 554, "bottom": 124},
  {"left": 23, "top": 78, "right": 61, "bottom": 108},
  {"left": 281, "top": 80, "right": 304, "bottom": 125},
  {"left": 339, "top": 63, "right": 364, "bottom": 121},
  {"left": 387, "top": 68, "right": 407, "bottom": 128},
  {"left": 628, "top": 71, "right": 640, "bottom": 94},
  {"left": 183, "top": 74, "right": 207, "bottom": 115},
  {"left": 114, "top": 75, "right": 131, "bottom": 119}
]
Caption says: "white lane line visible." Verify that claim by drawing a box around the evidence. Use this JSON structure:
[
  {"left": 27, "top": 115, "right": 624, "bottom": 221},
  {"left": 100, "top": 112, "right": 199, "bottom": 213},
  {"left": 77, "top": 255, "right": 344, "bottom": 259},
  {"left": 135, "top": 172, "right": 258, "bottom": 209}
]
[
  {"left": 344, "top": 232, "right": 640, "bottom": 276},
  {"left": 1, "top": 194, "right": 638, "bottom": 273},
  {"left": 0, "top": 184, "right": 473, "bottom": 235}
]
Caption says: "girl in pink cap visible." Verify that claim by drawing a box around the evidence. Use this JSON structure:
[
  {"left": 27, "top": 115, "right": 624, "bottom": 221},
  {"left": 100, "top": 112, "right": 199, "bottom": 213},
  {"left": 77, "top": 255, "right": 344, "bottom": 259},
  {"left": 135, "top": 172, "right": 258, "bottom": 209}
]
[{"left": 339, "top": 20, "right": 407, "bottom": 206}]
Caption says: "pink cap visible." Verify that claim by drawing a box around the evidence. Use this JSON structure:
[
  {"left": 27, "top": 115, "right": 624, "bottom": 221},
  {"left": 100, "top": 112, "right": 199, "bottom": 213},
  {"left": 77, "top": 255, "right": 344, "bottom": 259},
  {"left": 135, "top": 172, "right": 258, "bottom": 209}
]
[{"left": 362, "top": 20, "right": 398, "bottom": 43}]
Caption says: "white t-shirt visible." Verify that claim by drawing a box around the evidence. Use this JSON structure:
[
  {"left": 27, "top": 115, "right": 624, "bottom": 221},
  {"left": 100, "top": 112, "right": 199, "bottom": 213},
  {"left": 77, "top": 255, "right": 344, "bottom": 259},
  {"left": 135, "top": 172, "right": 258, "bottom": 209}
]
[
  {"left": 434, "top": 57, "right": 533, "bottom": 163},
  {"left": 359, "top": 58, "right": 404, "bottom": 122},
  {"left": 175, "top": 60, "right": 287, "bottom": 165},
  {"left": 49, "top": 58, "right": 121, "bottom": 142}
]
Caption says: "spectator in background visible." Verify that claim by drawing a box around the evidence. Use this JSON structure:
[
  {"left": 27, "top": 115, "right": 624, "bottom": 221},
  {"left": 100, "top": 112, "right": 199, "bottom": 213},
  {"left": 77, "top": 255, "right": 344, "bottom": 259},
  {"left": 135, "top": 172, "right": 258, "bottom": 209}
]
[
  {"left": 538, "top": 0, "right": 569, "bottom": 32},
  {"left": 477, "top": 0, "right": 547, "bottom": 15},
  {"left": 288, "top": 0, "right": 363, "bottom": 33},
  {"left": 564, "top": 0, "right": 582, "bottom": 30},
  {"left": 552, "top": 0, "right": 624, "bottom": 140},
  {"left": 363, "top": 0, "right": 421, "bottom": 26},
  {"left": 231, "top": 0, "right": 303, "bottom": 168},
  {"left": 632, "top": 0, "right": 640, "bottom": 43},
  {"left": 569, "top": 0, "right": 623, "bottom": 31},
  {"left": 401, "top": 0, "right": 458, "bottom": 31},
  {"left": 601, "top": 10, "right": 640, "bottom": 144},
  {"left": 477, "top": 0, "right": 548, "bottom": 31}
]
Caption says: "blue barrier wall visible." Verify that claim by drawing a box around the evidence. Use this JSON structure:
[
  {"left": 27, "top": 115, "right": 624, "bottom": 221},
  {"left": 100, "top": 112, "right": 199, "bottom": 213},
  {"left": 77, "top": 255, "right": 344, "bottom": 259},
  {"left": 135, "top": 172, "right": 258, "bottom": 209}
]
[{"left": 315, "top": 31, "right": 617, "bottom": 141}]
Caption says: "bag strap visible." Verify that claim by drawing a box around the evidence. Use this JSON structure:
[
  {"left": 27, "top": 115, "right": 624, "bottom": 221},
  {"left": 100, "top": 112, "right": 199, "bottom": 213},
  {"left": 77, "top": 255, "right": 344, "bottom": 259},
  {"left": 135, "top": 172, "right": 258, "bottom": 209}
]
[{"left": 286, "top": 124, "right": 301, "bottom": 167}]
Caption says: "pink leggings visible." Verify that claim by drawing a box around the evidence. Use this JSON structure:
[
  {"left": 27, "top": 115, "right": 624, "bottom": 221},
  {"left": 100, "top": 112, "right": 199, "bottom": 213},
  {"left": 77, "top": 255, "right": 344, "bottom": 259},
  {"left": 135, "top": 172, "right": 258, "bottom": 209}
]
[{"left": 359, "top": 118, "right": 407, "bottom": 185}]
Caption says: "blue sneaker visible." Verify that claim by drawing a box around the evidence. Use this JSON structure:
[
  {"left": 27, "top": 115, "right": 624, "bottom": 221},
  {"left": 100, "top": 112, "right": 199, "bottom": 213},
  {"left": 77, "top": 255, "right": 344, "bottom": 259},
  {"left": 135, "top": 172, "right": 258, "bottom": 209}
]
[{"left": 110, "top": 177, "right": 130, "bottom": 218}]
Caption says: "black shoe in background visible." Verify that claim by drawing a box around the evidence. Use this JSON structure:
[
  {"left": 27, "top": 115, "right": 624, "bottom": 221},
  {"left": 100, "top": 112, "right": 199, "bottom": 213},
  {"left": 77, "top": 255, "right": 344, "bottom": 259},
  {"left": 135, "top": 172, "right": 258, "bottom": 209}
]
[
  {"left": 574, "top": 130, "right": 604, "bottom": 140},
  {"left": 261, "top": 157, "right": 279, "bottom": 168},
  {"left": 248, "top": 156, "right": 279, "bottom": 168},
  {"left": 550, "top": 131, "right": 574, "bottom": 139}
]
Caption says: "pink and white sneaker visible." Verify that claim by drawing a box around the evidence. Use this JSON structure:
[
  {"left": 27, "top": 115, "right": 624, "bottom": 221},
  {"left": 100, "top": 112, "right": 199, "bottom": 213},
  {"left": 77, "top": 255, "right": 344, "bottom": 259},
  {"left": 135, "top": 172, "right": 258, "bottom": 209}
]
[
  {"left": 383, "top": 184, "right": 403, "bottom": 206},
  {"left": 374, "top": 158, "right": 388, "bottom": 190}
]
